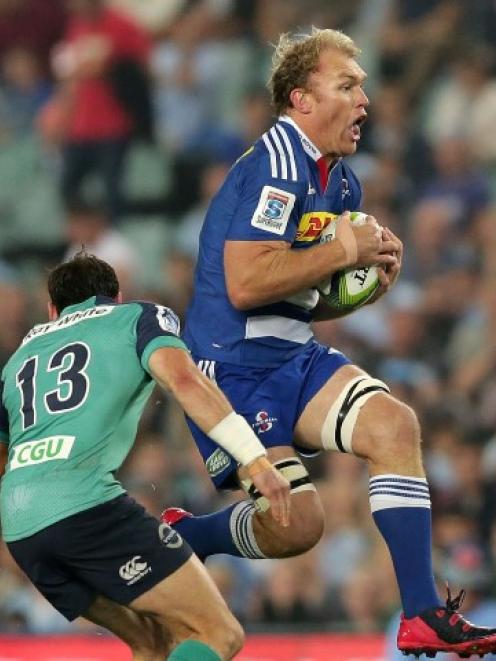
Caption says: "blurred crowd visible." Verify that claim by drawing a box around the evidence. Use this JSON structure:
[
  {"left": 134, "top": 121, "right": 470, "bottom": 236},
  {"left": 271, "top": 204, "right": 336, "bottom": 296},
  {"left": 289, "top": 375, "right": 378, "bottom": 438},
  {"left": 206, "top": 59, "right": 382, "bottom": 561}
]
[{"left": 1, "top": 0, "right": 496, "bottom": 657}]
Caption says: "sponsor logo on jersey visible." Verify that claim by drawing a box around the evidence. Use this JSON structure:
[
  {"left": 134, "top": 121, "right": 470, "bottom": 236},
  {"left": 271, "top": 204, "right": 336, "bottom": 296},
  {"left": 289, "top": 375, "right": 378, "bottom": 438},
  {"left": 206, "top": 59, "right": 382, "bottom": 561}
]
[
  {"left": 253, "top": 410, "right": 277, "bottom": 434},
  {"left": 158, "top": 523, "right": 183, "bottom": 549},
  {"left": 342, "top": 177, "right": 351, "bottom": 199},
  {"left": 295, "top": 211, "right": 338, "bottom": 242},
  {"left": 251, "top": 186, "right": 296, "bottom": 235},
  {"left": 119, "top": 555, "right": 152, "bottom": 585},
  {"left": 206, "top": 448, "right": 231, "bottom": 477},
  {"left": 23, "top": 306, "right": 114, "bottom": 345},
  {"left": 10, "top": 435, "right": 75, "bottom": 470}
]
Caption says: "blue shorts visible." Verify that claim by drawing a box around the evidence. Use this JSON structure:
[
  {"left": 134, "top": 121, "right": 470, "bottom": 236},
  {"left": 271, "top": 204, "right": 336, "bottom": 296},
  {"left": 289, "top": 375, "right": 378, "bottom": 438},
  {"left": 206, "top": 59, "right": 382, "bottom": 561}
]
[
  {"left": 186, "top": 341, "right": 350, "bottom": 489},
  {"left": 7, "top": 495, "right": 193, "bottom": 620}
]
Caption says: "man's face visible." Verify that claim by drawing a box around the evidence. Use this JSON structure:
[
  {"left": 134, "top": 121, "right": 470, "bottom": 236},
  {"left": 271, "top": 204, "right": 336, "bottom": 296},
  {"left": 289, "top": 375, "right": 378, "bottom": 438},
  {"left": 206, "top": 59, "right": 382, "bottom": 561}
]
[{"left": 305, "top": 48, "right": 369, "bottom": 157}]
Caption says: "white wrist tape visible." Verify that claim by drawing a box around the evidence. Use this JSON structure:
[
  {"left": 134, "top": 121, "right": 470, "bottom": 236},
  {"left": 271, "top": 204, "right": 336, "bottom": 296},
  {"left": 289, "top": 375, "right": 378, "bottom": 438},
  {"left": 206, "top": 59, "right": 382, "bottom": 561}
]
[{"left": 208, "top": 412, "right": 267, "bottom": 466}]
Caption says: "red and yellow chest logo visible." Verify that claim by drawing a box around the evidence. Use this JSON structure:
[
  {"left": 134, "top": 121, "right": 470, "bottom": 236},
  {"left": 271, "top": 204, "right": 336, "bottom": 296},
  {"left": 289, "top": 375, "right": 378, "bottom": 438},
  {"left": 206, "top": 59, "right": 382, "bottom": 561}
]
[{"left": 295, "top": 211, "right": 339, "bottom": 242}]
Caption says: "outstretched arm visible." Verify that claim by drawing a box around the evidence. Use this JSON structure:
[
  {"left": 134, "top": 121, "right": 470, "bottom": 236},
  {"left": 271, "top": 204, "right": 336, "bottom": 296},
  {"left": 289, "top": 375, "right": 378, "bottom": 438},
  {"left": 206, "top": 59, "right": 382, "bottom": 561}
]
[{"left": 148, "top": 347, "right": 291, "bottom": 527}]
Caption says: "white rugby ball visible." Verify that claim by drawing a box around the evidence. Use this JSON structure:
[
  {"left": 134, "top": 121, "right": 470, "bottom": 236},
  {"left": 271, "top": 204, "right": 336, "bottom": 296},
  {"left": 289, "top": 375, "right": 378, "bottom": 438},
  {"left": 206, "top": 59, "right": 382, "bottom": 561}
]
[{"left": 317, "top": 211, "right": 380, "bottom": 311}]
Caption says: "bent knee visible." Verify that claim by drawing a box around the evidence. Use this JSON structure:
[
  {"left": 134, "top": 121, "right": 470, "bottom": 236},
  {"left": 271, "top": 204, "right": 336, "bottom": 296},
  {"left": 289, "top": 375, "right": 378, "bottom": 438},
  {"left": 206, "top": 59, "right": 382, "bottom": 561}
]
[
  {"left": 355, "top": 395, "right": 421, "bottom": 461},
  {"left": 256, "top": 491, "right": 324, "bottom": 557}
]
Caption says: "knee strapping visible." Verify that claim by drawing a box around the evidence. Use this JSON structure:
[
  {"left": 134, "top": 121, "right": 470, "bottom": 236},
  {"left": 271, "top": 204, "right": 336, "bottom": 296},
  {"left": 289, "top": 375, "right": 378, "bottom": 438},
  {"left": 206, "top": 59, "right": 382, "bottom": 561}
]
[
  {"left": 321, "top": 375, "right": 390, "bottom": 453},
  {"left": 240, "top": 456, "right": 316, "bottom": 513}
]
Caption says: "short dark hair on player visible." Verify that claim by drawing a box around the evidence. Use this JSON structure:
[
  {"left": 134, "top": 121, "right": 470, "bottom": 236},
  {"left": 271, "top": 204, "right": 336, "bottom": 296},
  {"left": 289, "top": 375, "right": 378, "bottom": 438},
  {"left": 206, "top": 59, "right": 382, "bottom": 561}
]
[{"left": 48, "top": 251, "right": 119, "bottom": 313}]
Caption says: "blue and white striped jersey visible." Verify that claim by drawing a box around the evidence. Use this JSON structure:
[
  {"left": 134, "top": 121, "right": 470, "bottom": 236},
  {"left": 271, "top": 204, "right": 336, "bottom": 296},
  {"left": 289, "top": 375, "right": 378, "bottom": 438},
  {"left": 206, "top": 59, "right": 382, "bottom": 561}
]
[{"left": 183, "top": 116, "right": 362, "bottom": 367}]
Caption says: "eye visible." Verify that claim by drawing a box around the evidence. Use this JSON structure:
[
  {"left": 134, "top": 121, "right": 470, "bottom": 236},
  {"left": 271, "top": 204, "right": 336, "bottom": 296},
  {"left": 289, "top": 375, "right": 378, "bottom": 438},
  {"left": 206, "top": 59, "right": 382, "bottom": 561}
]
[{"left": 341, "top": 84, "right": 352, "bottom": 91}]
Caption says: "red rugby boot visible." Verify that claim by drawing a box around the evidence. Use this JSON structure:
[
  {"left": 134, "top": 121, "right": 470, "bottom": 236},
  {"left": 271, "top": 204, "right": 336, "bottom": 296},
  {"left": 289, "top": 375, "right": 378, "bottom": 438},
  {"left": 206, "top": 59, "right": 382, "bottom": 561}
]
[
  {"left": 160, "top": 507, "right": 193, "bottom": 527},
  {"left": 398, "top": 587, "right": 496, "bottom": 658}
]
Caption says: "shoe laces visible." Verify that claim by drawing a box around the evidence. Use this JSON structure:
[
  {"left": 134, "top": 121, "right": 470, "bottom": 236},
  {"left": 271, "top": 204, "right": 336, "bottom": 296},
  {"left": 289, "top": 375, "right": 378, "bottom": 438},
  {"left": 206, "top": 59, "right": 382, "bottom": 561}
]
[{"left": 445, "top": 582, "right": 466, "bottom": 612}]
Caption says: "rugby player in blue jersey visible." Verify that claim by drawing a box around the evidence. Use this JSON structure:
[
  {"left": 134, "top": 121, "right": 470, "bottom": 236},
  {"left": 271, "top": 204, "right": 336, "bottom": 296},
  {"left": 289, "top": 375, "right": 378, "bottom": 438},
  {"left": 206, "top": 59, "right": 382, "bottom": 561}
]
[{"left": 161, "top": 28, "right": 496, "bottom": 658}]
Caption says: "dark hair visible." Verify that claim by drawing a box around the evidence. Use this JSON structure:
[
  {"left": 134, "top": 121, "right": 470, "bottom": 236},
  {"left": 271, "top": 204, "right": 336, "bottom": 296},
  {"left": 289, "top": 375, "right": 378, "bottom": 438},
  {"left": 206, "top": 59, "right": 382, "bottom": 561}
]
[{"left": 48, "top": 251, "right": 119, "bottom": 313}]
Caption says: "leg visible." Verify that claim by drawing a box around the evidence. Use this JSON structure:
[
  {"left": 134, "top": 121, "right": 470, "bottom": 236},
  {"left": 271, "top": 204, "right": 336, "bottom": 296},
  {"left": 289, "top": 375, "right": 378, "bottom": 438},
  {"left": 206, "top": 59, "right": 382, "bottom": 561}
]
[
  {"left": 129, "top": 555, "right": 244, "bottom": 660},
  {"left": 61, "top": 141, "right": 95, "bottom": 206},
  {"left": 166, "top": 447, "right": 325, "bottom": 561},
  {"left": 295, "top": 363, "right": 496, "bottom": 656},
  {"left": 295, "top": 363, "right": 440, "bottom": 616},
  {"left": 84, "top": 558, "right": 243, "bottom": 661},
  {"left": 83, "top": 594, "right": 172, "bottom": 661},
  {"left": 97, "top": 138, "right": 129, "bottom": 222}
]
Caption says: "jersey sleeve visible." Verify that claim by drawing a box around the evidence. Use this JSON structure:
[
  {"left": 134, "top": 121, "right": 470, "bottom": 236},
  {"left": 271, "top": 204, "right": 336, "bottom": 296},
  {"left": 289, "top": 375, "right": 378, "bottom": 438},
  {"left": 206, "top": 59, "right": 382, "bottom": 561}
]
[
  {"left": 226, "top": 147, "right": 306, "bottom": 243},
  {"left": 135, "top": 303, "right": 188, "bottom": 375},
  {"left": 0, "top": 380, "right": 9, "bottom": 445}
]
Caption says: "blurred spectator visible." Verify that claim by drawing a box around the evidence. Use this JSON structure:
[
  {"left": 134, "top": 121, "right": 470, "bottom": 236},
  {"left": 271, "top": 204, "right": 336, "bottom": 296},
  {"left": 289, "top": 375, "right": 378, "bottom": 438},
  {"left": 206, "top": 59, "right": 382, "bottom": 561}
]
[
  {"left": 62, "top": 199, "right": 141, "bottom": 297},
  {"left": 0, "top": 0, "right": 66, "bottom": 75},
  {"left": 250, "top": 550, "right": 336, "bottom": 628},
  {"left": 0, "top": 47, "right": 52, "bottom": 142},
  {"left": 378, "top": 0, "right": 462, "bottom": 99},
  {"left": 422, "top": 46, "right": 496, "bottom": 165},
  {"left": 50, "top": 0, "right": 152, "bottom": 221},
  {"left": 110, "top": 0, "right": 185, "bottom": 36},
  {"left": 420, "top": 137, "right": 491, "bottom": 229},
  {"left": 0, "top": 262, "right": 28, "bottom": 370}
]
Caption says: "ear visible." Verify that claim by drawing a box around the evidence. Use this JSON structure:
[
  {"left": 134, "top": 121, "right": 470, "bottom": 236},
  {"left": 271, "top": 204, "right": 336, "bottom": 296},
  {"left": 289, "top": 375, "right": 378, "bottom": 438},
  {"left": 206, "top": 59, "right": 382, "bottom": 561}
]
[
  {"left": 47, "top": 300, "right": 59, "bottom": 321},
  {"left": 289, "top": 88, "right": 313, "bottom": 114}
]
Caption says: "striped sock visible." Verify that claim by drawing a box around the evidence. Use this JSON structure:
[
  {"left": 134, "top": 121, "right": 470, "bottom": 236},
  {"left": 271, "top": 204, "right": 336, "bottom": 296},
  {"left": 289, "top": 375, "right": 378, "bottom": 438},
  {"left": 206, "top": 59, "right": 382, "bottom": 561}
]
[
  {"left": 173, "top": 501, "right": 266, "bottom": 560},
  {"left": 370, "top": 474, "right": 441, "bottom": 618},
  {"left": 229, "top": 501, "right": 266, "bottom": 559}
]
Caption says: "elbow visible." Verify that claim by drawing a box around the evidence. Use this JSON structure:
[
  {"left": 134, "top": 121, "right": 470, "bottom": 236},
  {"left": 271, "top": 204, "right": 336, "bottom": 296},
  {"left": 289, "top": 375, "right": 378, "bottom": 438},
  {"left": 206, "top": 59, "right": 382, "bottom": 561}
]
[{"left": 227, "top": 285, "right": 257, "bottom": 311}]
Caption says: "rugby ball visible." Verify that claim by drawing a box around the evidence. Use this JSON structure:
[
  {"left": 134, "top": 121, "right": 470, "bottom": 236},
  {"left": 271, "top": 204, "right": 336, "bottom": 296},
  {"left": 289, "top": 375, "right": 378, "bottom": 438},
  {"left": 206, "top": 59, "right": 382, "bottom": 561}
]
[{"left": 317, "top": 211, "right": 380, "bottom": 311}]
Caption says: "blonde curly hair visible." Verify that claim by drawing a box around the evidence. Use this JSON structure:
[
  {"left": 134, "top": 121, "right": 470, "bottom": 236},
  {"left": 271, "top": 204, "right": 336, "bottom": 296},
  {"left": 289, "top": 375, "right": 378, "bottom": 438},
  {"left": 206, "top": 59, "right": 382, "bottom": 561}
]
[{"left": 268, "top": 27, "right": 360, "bottom": 116}]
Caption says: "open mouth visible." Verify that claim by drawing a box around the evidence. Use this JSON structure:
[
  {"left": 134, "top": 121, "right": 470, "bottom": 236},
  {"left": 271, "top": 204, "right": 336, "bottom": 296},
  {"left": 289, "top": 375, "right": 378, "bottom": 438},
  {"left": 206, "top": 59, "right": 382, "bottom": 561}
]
[{"left": 350, "top": 115, "right": 366, "bottom": 141}]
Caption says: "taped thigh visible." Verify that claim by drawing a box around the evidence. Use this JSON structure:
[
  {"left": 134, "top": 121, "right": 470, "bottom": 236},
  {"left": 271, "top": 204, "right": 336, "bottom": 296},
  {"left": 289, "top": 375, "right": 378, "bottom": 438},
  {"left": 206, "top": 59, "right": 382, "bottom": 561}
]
[
  {"left": 240, "top": 456, "right": 316, "bottom": 513},
  {"left": 321, "top": 375, "right": 390, "bottom": 454}
]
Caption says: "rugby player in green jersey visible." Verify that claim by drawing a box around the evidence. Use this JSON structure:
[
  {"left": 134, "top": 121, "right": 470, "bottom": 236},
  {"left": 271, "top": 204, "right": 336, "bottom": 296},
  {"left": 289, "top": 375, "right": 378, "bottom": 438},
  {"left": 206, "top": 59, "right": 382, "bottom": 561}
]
[{"left": 0, "top": 252, "right": 290, "bottom": 661}]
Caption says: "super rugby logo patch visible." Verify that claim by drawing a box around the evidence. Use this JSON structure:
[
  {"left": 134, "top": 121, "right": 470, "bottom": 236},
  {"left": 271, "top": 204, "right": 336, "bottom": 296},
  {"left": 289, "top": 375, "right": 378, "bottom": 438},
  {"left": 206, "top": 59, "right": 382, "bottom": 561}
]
[
  {"left": 253, "top": 410, "right": 277, "bottom": 434},
  {"left": 251, "top": 186, "right": 295, "bottom": 235}
]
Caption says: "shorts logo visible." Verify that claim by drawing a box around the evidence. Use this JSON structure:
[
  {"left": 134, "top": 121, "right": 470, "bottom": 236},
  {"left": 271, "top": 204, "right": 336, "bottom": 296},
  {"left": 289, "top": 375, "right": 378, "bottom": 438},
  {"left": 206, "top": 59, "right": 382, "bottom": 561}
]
[
  {"left": 251, "top": 186, "right": 295, "bottom": 235},
  {"left": 10, "top": 436, "right": 75, "bottom": 470},
  {"left": 253, "top": 410, "right": 277, "bottom": 434},
  {"left": 119, "top": 555, "right": 152, "bottom": 585},
  {"left": 158, "top": 523, "right": 183, "bottom": 549},
  {"left": 206, "top": 448, "right": 231, "bottom": 477}
]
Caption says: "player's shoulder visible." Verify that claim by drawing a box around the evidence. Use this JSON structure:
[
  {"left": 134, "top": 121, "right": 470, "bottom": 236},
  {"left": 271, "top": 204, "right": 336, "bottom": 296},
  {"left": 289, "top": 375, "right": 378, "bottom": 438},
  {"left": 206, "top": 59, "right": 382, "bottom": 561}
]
[
  {"left": 235, "top": 121, "right": 308, "bottom": 188},
  {"left": 127, "top": 300, "right": 181, "bottom": 335}
]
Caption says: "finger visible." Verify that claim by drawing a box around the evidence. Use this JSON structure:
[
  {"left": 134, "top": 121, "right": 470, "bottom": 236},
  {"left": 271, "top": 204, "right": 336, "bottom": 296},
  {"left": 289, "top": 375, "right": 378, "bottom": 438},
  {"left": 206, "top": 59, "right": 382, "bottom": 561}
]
[
  {"left": 376, "top": 253, "right": 397, "bottom": 265},
  {"left": 280, "top": 487, "right": 290, "bottom": 528},
  {"left": 270, "top": 493, "right": 283, "bottom": 525},
  {"left": 379, "top": 240, "right": 399, "bottom": 253},
  {"left": 377, "top": 268, "right": 390, "bottom": 287}
]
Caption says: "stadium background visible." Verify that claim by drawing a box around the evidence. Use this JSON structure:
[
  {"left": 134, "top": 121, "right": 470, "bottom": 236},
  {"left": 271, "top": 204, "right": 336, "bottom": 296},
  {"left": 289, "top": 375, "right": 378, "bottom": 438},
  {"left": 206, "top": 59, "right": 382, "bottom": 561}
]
[{"left": 1, "top": 1, "right": 496, "bottom": 659}]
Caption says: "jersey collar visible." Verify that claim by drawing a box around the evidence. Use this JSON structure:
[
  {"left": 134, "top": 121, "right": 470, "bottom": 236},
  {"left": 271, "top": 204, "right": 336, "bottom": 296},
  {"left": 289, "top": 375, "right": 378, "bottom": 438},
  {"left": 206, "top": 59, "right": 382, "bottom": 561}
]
[
  {"left": 60, "top": 295, "right": 115, "bottom": 317},
  {"left": 279, "top": 115, "right": 322, "bottom": 161},
  {"left": 279, "top": 115, "right": 342, "bottom": 192}
]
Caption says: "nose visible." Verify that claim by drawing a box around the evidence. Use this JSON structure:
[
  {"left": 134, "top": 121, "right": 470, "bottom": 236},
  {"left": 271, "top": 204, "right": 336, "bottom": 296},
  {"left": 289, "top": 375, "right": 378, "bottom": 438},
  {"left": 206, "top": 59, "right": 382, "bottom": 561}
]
[{"left": 358, "top": 87, "right": 369, "bottom": 108}]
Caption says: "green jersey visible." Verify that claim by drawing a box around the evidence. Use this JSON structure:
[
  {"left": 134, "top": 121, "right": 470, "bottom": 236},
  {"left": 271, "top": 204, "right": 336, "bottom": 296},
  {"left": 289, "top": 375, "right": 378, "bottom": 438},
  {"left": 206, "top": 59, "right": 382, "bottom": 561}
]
[{"left": 0, "top": 296, "right": 187, "bottom": 542}]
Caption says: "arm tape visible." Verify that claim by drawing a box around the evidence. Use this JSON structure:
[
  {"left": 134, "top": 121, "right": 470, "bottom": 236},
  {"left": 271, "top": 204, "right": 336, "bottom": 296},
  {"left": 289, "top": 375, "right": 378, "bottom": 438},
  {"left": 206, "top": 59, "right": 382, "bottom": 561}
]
[{"left": 208, "top": 412, "right": 267, "bottom": 467}]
